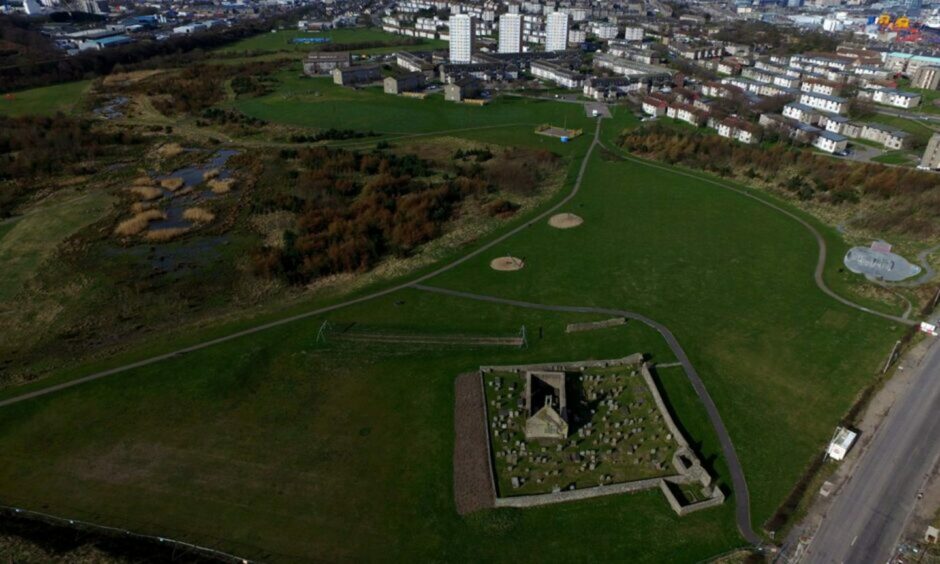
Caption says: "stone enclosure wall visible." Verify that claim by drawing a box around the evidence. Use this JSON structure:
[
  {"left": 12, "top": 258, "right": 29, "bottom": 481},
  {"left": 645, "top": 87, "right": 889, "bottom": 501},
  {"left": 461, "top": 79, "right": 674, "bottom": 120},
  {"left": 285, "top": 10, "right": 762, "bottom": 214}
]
[{"left": 468, "top": 356, "right": 724, "bottom": 516}]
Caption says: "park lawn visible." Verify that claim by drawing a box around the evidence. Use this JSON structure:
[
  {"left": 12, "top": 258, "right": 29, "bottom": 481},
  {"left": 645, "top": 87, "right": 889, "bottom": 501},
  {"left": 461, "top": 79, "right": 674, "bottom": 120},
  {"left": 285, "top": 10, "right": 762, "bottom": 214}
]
[
  {"left": 0, "top": 189, "right": 112, "bottom": 303},
  {"left": 0, "top": 80, "right": 92, "bottom": 117},
  {"left": 235, "top": 72, "right": 595, "bottom": 143},
  {"left": 428, "top": 149, "right": 904, "bottom": 530},
  {"left": 0, "top": 289, "right": 742, "bottom": 562},
  {"left": 216, "top": 28, "right": 446, "bottom": 55}
]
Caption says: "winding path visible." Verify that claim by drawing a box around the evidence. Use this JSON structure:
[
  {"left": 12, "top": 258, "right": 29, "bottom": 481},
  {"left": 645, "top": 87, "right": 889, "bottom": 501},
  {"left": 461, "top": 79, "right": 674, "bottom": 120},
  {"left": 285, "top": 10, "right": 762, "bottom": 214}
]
[{"left": 411, "top": 283, "right": 762, "bottom": 545}]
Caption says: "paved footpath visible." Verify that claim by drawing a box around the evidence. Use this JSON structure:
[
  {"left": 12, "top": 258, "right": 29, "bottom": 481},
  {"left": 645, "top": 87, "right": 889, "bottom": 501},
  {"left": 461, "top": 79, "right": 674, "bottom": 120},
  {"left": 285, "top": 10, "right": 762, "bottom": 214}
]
[{"left": 802, "top": 340, "right": 940, "bottom": 563}]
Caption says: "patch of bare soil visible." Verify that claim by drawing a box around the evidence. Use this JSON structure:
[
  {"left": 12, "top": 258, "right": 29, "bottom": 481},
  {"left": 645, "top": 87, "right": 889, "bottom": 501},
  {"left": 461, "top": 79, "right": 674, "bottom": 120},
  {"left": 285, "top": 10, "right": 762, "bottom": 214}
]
[
  {"left": 490, "top": 256, "right": 524, "bottom": 271},
  {"left": 548, "top": 212, "right": 583, "bottom": 229},
  {"left": 454, "top": 372, "right": 496, "bottom": 515}
]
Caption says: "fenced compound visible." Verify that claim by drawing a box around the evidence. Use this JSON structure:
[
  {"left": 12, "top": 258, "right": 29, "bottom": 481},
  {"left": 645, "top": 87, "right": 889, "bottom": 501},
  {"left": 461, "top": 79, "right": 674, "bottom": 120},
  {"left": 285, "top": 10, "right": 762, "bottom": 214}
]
[
  {"left": 535, "top": 124, "right": 583, "bottom": 139},
  {"left": 316, "top": 320, "right": 528, "bottom": 348}
]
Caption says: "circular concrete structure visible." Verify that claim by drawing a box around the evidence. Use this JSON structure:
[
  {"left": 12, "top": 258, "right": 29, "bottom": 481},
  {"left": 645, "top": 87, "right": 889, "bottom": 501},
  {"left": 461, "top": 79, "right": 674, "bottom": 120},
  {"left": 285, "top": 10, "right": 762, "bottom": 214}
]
[{"left": 844, "top": 247, "right": 922, "bottom": 282}]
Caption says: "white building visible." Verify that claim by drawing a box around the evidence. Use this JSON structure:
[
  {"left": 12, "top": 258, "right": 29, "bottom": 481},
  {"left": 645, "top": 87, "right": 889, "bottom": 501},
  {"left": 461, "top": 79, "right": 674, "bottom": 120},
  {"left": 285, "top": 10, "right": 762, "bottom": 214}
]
[
  {"left": 783, "top": 102, "right": 821, "bottom": 125},
  {"left": 530, "top": 61, "right": 583, "bottom": 88},
  {"left": 863, "top": 88, "right": 922, "bottom": 110},
  {"left": 623, "top": 26, "right": 644, "bottom": 41},
  {"left": 593, "top": 22, "right": 618, "bottom": 40},
  {"left": 545, "top": 11, "right": 569, "bottom": 52},
  {"left": 449, "top": 13, "right": 475, "bottom": 63},
  {"left": 813, "top": 131, "right": 848, "bottom": 154},
  {"left": 799, "top": 92, "right": 849, "bottom": 114},
  {"left": 498, "top": 13, "right": 522, "bottom": 54}
]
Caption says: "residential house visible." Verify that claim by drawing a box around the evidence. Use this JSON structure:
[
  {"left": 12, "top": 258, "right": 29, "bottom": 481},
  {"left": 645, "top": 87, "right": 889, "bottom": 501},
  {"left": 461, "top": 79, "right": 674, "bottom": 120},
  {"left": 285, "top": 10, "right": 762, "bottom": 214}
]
[
  {"left": 799, "top": 92, "right": 849, "bottom": 114},
  {"left": 812, "top": 130, "right": 848, "bottom": 154}
]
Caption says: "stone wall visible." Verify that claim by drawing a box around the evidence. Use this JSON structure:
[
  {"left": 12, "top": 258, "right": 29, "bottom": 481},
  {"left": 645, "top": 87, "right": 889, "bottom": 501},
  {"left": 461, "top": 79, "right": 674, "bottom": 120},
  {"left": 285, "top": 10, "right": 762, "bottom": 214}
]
[
  {"left": 565, "top": 317, "right": 627, "bottom": 333},
  {"left": 480, "top": 354, "right": 644, "bottom": 374},
  {"left": 659, "top": 479, "right": 727, "bottom": 517},
  {"left": 475, "top": 355, "right": 725, "bottom": 517},
  {"left": 494, "top": 477, "right": 666, "bottom": 508},
  {"left": 640, "top": 364, "right": 689, "bottom": 449}
]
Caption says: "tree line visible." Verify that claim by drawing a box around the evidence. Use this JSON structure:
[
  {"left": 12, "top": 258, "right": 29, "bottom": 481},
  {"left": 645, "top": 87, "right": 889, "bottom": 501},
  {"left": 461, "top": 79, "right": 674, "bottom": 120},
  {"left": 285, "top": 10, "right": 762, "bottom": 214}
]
[{"left": 0, "top": 7, "right": 311, "bottom": 92}]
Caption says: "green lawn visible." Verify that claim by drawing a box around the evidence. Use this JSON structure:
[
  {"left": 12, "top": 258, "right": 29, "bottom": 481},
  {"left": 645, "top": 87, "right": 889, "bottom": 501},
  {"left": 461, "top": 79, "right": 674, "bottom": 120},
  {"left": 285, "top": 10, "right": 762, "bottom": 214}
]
[
  {"left": 0, "top": 290, "right": 741, "bottom": 562},
  {"left": 0, "top": 92, "right": 905, "bottom": 562},
  {"left": 0, "top": 190, "right": 112, "bottom": 303},
  {"left": 871, "top": 150, "right": 915, "bottom": 165},
  {"left": 0, "top": 80, "right": 92, "bottom": 117},
  {"left": 216, "top": 28, "right": 446, "bottom": 55},
  {"left": 236, "top": 72, "right": 597, "bottom": 143},
  {"left": 428, "top": 149, "right": 903, "bottom": 528}
]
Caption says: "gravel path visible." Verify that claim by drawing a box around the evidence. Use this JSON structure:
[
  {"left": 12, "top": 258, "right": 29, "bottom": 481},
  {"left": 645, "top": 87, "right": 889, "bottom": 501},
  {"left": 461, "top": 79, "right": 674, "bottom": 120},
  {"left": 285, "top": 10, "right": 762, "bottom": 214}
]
[{"left": 453, "top": 372, "right": 496, "bottom": 515}]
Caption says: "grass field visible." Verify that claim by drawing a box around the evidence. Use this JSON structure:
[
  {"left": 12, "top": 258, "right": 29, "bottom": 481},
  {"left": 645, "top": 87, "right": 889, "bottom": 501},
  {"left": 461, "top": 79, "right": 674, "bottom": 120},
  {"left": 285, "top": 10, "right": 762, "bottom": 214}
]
[
  {"left": 871, "top": 150, "right": 915, "bottom": 165},
  {"left": 0, "top": 190, "right": 112, "bottom": 303},
  {"left": 429, "top": 149, "right": 903, "bottom": 526},
  {"left": 0, "top": 290, "right": 742, "bottom": 562},
  {"left": 236, "top": 72, "right": 598, "bottom": 143},
  {"left": 216, "top": 28, "right": 446, "bottom": 55},
  {"left": 0, "top": 88, "right": 907, "bottom": 562},
  {"left": 0, "top": 80, "right": 92, "bottom": 117}
]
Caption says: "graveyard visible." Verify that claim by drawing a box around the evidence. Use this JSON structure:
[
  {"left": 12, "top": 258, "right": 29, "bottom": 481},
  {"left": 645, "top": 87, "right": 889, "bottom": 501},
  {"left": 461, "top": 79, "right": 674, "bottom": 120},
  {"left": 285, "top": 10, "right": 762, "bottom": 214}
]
[
  {"left": 476, "top": 356, "right": 724, "bottom": 517},
  {"left": 484, "top": 359, "right": 680, "bottom": 495}
]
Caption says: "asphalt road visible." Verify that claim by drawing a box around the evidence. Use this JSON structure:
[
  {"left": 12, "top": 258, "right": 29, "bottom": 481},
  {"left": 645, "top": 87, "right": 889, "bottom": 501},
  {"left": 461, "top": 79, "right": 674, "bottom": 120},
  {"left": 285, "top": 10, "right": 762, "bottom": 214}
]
[
  {"left": 411, "top": 283, "right": 762, "bottom": 545},
  {"left": 803, "top": 340, "right": 940, "bottom": 564}
]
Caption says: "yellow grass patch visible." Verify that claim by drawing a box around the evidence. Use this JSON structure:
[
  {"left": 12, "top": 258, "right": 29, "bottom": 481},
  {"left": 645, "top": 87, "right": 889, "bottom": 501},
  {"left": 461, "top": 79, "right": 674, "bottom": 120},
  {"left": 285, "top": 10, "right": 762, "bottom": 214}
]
[
  {"left": 159, "top": 177, "right": 185, "bottom": 191},
  {"left": 183, "top": 207, "right": 215, "bottom": 223},
  {"left": 156, "top": 143, "right": 184, "bottom": 159},
  {"left": 131, "top": 176, "right": 154, "bottom": 187},
  {"left": 208, "top": 178, "right": 236, "bottom": 194},
  {"left": 114, "top": 210, "right": 166, "bottom": 237},
  {"left": 102, "top": 69, "right": 163, "bottom": 87},
  {"left": 130, "top": 202, "right": 155, "bottom": 214},
  {"left": 144, "top": 227, "right": 189, "bottom": 242},
  {"left": 128, "top": 186, "right": 162, "bottom": 201}
]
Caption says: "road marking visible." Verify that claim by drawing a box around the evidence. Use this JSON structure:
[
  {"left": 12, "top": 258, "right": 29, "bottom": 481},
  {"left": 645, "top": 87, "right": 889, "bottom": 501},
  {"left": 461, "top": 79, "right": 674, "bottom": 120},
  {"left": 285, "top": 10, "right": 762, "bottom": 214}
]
[{"left": 851, "top": 535, "right": 858, "bottom": 546}]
